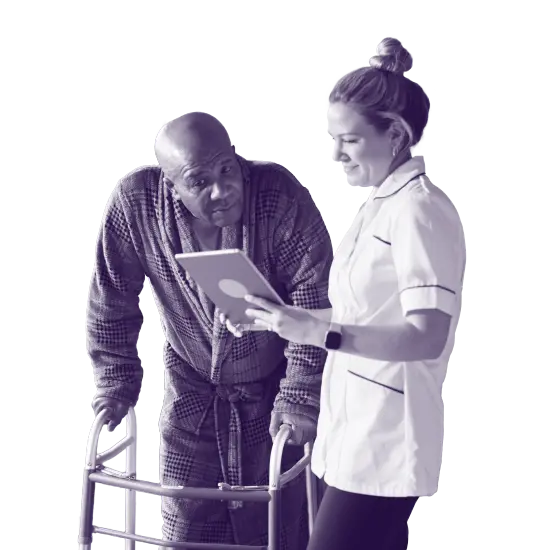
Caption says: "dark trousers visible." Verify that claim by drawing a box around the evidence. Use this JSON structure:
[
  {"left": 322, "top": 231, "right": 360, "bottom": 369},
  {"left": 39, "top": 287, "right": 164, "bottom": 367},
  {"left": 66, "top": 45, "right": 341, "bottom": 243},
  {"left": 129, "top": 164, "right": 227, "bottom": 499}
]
[{"left": 307, "top": 483, "right": 418, "bottom": 550}]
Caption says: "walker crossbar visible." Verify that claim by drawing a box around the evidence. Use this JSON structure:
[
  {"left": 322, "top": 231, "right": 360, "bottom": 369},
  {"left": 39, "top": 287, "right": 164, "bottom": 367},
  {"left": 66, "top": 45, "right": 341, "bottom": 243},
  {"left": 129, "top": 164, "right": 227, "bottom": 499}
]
[
  {"left": 78, "top": 406, "right": 318, "bottom": 550},
  {"left": 93, "top": 526, "right": 267, "bottom": 549},
  {"left": 88, "top": 471, "right": 273, "bottom": 502}
]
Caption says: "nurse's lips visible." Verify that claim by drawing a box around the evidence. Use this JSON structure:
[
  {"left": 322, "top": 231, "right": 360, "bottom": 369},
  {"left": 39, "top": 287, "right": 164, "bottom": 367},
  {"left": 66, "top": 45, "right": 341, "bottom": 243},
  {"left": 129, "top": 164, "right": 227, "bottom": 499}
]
[{"left": 343, "top": 164, "right": 358, "bottom": 173}]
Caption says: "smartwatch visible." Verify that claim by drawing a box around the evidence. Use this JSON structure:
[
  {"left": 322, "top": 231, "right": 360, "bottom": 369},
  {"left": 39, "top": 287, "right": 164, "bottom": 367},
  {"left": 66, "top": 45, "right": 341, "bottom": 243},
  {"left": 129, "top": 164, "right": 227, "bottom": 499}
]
[{"left": 324, "top": 322, "right": 342, "bottom": 350}]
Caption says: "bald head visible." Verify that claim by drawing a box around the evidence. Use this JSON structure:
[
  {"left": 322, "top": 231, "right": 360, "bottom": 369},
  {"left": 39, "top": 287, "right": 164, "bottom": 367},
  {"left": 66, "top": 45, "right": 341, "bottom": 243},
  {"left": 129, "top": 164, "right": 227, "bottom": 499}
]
[{"left": 154, "top": 112, "right": 232, "bottom": 177}]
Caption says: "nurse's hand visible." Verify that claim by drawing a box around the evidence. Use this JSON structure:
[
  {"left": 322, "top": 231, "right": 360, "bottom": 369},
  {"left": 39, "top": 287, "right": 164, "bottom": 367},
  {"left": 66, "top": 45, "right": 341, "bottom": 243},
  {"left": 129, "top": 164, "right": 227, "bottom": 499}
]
[
  {"left": 244, "top": 295, "right": 328, "bottom": 347},
  {"left": 270, "top": 412, "right": 316, "bottom": 446}
]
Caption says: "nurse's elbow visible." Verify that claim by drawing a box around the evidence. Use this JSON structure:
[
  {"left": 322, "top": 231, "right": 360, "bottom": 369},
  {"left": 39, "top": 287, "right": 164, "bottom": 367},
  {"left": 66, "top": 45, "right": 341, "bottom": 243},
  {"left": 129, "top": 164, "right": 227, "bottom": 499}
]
[
  {"left": 406, "top": 308, "right": 451, "bottom": 361},
  {"left": 423, "top": 329, "right": 449, "bottom": 360}
]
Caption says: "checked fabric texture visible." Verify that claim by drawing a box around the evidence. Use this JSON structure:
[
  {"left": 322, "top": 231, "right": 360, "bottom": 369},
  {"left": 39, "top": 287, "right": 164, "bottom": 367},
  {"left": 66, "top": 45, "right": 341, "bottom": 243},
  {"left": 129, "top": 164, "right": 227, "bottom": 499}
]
[{"left": 86, "top": 156, "right": 333, "bottom": 548}]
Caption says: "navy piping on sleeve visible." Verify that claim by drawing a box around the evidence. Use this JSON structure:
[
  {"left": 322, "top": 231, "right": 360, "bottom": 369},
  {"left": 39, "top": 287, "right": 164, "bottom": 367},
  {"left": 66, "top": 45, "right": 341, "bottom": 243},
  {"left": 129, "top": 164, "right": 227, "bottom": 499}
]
[
  {"left": 348, "top": 370, "right": 405, "bottom": 395},
  {"left": 373, "top": 235, "right": 391, "bottom": 245},
  {"left": 400, "top": 284, "right": 456, "bottom": 295}
]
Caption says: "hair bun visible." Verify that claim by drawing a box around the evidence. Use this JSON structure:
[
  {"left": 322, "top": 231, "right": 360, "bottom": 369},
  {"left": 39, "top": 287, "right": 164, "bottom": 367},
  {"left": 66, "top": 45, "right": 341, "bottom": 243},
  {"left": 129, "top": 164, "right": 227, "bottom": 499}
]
[{"left": 369, "top": 37, "right": 413, "bottom": 76}]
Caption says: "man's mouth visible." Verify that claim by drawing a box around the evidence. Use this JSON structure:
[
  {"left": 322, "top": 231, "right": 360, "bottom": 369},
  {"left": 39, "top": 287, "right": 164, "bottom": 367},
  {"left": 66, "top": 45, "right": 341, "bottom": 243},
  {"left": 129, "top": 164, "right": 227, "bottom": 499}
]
[{"left": 213, "top": 203, "right": 234, "bottom": 213}]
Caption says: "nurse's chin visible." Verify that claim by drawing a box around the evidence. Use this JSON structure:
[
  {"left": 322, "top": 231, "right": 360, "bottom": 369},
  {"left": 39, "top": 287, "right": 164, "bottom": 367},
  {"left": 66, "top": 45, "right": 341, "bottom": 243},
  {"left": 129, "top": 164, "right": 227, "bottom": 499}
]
[{"left": 346, "top": 172, "right": 372, "bottom": 188}]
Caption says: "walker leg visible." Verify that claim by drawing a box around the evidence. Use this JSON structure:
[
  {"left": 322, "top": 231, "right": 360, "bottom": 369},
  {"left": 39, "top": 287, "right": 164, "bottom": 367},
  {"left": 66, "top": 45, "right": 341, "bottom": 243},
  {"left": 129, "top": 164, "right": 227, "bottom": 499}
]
[
  {"left": 267, "top": 488, "right": 281, "bottom": 550},
  {"left": 77, "top": 468, "right": 96, "bottom": 549},
  {"left": 304, "top": 442, "right": 318, "bottom": 535},
  {"left": 125, "top": 409, "right": 137, "bottom": 550},
  {"left": 125, "top": 485, "right": 136, "bottom": 550}
]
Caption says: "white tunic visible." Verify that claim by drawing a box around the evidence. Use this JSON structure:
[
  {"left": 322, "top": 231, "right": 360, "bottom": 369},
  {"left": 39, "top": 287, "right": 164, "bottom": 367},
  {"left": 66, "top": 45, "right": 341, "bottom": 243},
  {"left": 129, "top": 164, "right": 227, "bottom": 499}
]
[{"left": 311, "top": 156, "right": 466, "bottom": 497}]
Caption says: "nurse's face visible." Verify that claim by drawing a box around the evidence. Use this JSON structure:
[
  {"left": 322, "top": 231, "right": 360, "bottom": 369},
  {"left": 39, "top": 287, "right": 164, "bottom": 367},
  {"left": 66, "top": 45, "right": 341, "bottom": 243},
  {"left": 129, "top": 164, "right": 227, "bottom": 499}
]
[{"left": 328, "top": 102, "right": 394, "bottom": 188}]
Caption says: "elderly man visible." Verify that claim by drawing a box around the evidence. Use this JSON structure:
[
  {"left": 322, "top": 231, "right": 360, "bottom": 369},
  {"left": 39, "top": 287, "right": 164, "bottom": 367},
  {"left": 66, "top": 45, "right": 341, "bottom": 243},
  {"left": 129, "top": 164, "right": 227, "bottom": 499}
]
[{"left": 87, "top": 112, "right": 332, "bottom": 549}]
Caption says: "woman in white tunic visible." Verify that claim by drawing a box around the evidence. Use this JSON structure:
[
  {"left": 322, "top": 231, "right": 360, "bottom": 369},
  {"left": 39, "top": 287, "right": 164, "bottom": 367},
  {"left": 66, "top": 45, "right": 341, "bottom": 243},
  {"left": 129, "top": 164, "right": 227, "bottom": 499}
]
[{"left": 227, "top": 37, "right": 466, "bottom": 549}]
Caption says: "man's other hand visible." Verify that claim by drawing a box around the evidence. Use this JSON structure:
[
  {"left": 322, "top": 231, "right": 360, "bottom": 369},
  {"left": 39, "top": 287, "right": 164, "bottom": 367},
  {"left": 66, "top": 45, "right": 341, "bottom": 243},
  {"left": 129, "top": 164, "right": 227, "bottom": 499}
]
[
  {"left": 92, "top": 397, "right": 130, "bottom": 432},
  {"left": 269, "top": 412, "right": 317, "bottom": 446}
]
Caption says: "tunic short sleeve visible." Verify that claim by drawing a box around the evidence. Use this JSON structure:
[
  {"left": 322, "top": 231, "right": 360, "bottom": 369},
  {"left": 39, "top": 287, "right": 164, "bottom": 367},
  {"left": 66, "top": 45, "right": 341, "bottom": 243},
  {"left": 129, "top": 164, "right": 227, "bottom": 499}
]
[{"left": 390, "top": 189, "right": 465, "bottom": 317}]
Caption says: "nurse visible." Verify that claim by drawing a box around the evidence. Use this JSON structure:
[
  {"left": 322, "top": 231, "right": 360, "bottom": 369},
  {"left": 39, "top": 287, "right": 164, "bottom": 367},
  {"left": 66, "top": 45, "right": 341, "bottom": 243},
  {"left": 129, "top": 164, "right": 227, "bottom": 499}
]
[{"left": 227, "top": 37, "right": 466, "bottom": 550}]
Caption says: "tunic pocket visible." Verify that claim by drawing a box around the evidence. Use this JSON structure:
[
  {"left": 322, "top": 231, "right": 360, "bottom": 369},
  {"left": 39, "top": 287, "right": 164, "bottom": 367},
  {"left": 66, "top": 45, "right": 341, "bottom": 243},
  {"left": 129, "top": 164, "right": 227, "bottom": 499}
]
[
  {"left": 348, "top": 371, "right": 404, "bottom": 395},
  {"left": 345, "top": 370, "right": 405, "bottom": 440},
  {"left": 347, "top": 231, "right": 397, "bottom": 312},
  {"left": 340, "top": 368, "right": 407, "bottom": 481}
]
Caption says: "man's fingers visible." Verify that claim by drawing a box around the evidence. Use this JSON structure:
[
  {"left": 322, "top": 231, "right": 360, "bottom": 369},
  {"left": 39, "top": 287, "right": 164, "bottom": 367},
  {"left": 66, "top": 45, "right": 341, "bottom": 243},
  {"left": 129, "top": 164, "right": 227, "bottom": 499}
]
[
  {"left": 219, "top": 314, "right": 244, "bottom": 337},
  {"left": 220, "top": 311, "right": 271, "bottom": 337},
  {"left": 269, "top": 414, "right": 281, "bottom": 438},
  {"left": 107, "top": 413, "right": 125, "bottom": 431},
  {"left": 100, "top": 407, "right": 123, "bottom": 431},
  {"left": 228, "top": 322, "right": 243, "bottom": 337}
]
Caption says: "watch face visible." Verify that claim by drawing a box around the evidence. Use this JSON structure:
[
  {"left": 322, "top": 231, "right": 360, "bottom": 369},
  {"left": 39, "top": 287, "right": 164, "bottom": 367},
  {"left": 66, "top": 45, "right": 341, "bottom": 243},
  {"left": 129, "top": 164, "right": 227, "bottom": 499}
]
[{"left": 325, "top": 331, "right": 342, "bottom": 350}]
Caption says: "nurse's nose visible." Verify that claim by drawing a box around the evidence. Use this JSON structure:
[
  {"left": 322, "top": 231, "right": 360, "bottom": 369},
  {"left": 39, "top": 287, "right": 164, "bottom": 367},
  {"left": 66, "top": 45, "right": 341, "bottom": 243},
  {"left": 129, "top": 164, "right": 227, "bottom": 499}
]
[{"left": 332, "top": 139, "right": 345, "bottom": 162}]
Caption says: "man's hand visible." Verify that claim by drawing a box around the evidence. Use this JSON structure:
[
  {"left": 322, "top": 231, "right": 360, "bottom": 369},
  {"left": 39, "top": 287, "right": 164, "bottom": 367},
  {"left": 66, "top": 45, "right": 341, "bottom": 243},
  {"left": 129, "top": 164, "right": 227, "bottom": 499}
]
[
  {"left": 219, "top": 312, "right": 267, "bottom": 338},
  {"left": 269, "top": 412, "right": 317, "bottom": 446},
  {"left": 92, "top": 397, "right": 130, "bottom": 432}
]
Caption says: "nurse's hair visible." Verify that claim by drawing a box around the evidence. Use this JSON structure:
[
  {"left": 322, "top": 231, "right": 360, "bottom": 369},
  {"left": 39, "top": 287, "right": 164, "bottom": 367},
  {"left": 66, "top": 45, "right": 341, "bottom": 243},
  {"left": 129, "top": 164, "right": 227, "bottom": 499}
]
[{"left": 329, "top": 38, "right": 430, "bottom": 150}]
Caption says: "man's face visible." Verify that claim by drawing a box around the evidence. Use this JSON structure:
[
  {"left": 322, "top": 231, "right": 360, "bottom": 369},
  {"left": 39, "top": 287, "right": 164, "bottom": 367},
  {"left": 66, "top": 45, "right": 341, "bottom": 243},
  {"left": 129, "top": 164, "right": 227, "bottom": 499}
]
[{"left": 165, "top": 146, "right": 244, "bottom": 227}]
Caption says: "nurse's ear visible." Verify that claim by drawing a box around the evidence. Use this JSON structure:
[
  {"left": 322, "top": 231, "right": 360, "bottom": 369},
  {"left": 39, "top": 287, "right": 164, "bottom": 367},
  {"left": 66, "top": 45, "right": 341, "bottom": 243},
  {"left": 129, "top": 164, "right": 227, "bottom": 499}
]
[
  {"left": 387, "top": 121, "right": 407, "bottom": 157},
  {"left": 387, "top": 120, "right": 411, "bottom": 157}
]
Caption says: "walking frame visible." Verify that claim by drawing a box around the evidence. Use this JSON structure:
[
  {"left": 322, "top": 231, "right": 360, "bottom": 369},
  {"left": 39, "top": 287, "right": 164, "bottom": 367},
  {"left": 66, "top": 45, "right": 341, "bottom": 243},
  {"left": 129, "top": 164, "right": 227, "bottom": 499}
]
[{"left": 78, "top": 407, "right": 319, "bottom": 550}]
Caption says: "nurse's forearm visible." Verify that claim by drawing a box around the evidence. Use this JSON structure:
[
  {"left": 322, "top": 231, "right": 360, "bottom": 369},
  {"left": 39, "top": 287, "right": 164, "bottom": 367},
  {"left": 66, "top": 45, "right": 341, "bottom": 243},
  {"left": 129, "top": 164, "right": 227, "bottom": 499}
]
[
  {"left": 336, "top": 321, "right": 437, "bottom": 362},
  {"left": 307, "top": 308, "right": 333, "bottom": 322}
]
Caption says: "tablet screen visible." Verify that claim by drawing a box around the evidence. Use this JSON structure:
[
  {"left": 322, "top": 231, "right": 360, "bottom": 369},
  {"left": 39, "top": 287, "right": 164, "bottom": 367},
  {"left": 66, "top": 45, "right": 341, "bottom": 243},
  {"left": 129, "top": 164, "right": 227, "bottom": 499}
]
[{"left": 175, "top": 249, "right": 284, "bottom": 325}]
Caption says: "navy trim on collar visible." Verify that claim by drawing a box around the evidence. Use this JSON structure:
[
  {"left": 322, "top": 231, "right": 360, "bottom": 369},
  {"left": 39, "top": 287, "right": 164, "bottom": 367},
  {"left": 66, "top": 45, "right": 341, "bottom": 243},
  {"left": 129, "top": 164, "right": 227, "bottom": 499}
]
[{"left": 374, "top": 172, "right": 426, "bottom": 200}]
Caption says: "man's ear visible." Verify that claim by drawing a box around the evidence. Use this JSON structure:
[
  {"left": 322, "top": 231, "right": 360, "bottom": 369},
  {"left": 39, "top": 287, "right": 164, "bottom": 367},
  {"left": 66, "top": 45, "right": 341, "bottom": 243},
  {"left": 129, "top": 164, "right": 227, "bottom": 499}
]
[{"left": 231, "top": 136, "right": 243, "bottom": 155}]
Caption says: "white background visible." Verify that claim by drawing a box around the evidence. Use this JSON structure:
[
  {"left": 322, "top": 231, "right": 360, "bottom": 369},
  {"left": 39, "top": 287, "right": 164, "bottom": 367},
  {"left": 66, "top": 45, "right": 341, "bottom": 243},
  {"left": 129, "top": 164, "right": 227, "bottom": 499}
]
[{"left": 2, "top": 1, "right": 549, "bottom": 549}]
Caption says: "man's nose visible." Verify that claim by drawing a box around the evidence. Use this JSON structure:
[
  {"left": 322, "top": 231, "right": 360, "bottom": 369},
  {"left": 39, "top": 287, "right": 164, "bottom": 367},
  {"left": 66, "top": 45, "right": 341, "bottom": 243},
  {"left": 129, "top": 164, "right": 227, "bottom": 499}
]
[{"left": 210, "top": 181, "right": 230, "bottom": 200}]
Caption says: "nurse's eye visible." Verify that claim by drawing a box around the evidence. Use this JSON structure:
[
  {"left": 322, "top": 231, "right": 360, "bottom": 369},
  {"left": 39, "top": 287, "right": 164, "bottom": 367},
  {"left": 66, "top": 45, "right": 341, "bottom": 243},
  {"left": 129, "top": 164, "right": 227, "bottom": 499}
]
[
  {"left": 221, "top": 166, "right": 232, "bottom": 174},
  {"left": 342, "top": 139, "right": 358, "bottom": 144}
]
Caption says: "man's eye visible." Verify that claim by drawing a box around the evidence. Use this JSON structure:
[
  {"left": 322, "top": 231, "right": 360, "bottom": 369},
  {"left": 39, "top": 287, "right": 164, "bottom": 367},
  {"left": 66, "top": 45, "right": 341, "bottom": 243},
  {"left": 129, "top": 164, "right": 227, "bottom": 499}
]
[
  {"left": 190, "top": 179, "right": 206, "bottom": 187},
  {"left": 221, "top": 166, "right": 232, "bottom": 174},
  {"left": 343, "top": 139, "right": 358, "bottom": 144}
]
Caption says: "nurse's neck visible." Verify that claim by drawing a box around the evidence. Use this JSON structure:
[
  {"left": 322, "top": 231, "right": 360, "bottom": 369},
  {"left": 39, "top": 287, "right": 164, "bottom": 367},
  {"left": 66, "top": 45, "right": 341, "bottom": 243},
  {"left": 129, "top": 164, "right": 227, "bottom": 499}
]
[{"left": 374, "top": 151, "right": 412, "bottom": 188}]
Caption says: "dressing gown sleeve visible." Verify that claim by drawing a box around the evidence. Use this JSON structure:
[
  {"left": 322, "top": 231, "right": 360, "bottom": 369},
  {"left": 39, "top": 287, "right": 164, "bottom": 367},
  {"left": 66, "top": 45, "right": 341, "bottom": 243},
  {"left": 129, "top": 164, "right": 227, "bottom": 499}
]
[
  {"left": 272, "top": 179, "right": 333, "bottom": 423},
  {"left": 86, "top": 183, "right": 146, "bottom": 407}
]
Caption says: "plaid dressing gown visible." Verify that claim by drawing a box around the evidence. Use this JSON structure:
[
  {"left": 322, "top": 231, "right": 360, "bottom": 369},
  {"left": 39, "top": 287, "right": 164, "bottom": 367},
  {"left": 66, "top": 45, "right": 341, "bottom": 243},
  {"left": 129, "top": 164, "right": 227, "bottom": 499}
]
[{"left": 87, "top": 156, "right": 333, "bottom": 548}]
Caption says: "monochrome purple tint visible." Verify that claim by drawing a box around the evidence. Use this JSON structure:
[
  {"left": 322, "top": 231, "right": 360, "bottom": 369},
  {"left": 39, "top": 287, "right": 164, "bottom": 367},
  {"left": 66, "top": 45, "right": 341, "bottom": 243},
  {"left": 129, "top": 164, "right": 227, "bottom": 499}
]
[
  {"left": 319, "top": 31, "right": 472, "bottom": 543},
  {"left": 80, "top": 105, "right": 335, "bottom": 549},
  {"left": 73, "top": 28, "right": 472, "bottom": 550}
]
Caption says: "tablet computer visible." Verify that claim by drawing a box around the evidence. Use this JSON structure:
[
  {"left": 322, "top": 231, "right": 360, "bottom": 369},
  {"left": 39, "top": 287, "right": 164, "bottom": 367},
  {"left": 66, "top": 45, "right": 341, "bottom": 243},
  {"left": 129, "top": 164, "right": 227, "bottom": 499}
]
[{"left": 175, "top": 249, "right": 285, "bottom": 326}]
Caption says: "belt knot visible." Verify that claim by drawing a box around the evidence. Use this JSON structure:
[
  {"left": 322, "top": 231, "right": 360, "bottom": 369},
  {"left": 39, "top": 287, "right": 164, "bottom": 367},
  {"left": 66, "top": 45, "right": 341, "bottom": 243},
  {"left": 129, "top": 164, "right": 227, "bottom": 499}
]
[{"left": 214, "top": 382, "right": 263, "bottom": 403}]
